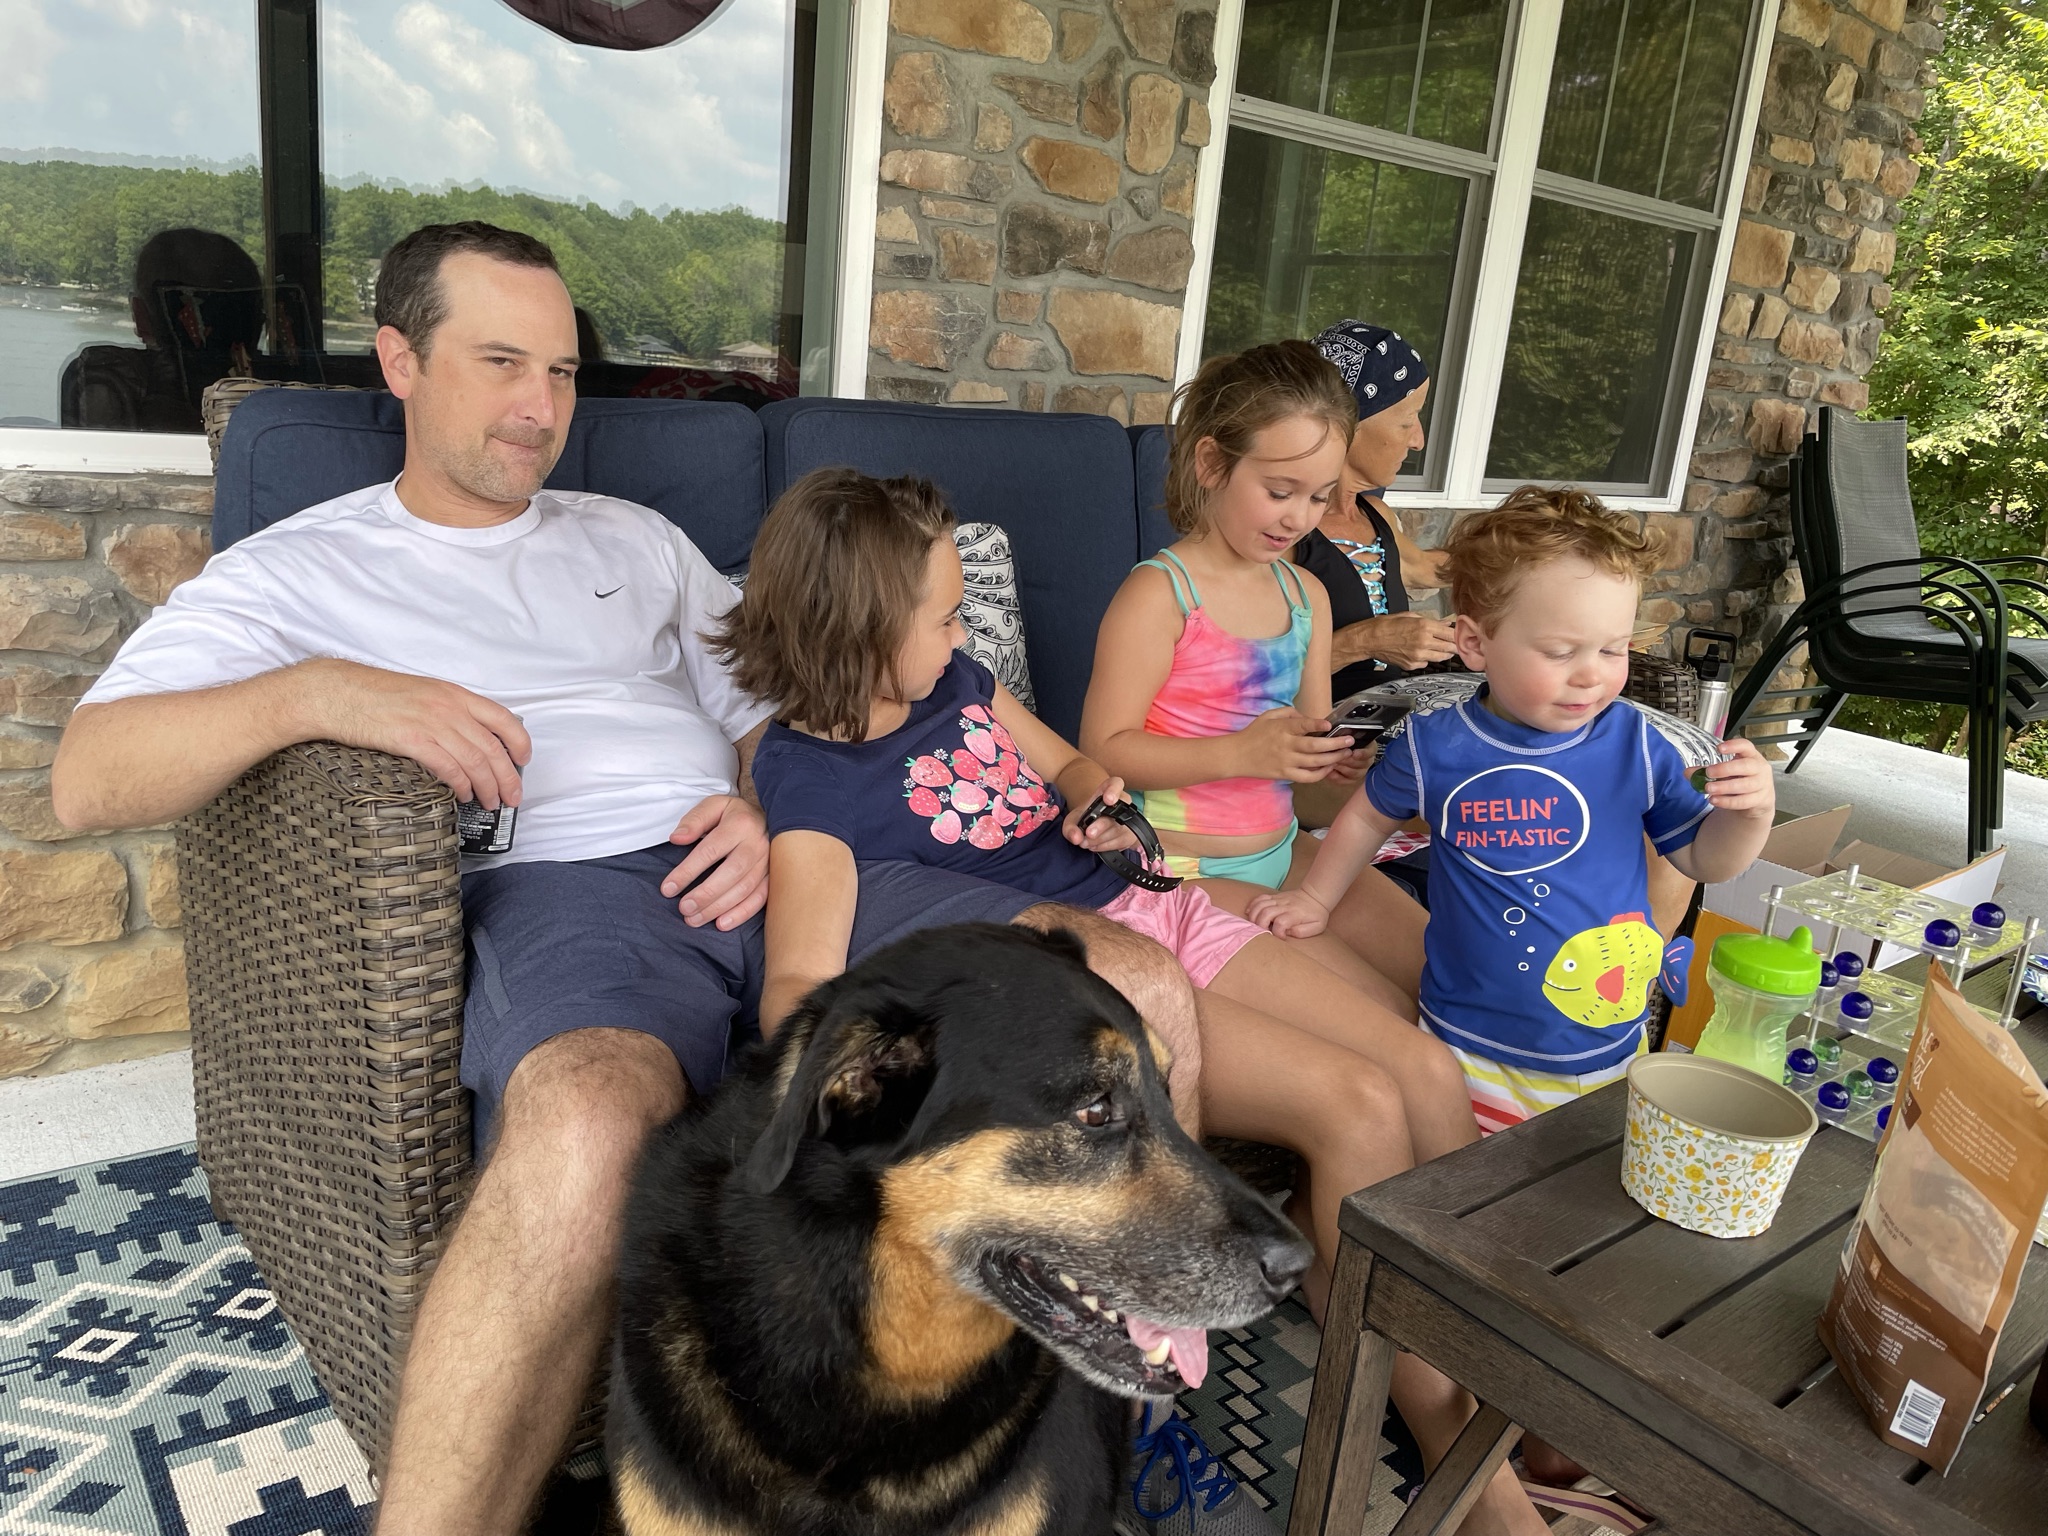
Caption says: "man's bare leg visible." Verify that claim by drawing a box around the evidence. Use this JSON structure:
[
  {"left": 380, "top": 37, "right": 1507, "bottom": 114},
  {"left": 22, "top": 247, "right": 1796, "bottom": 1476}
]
[
  {"left": 1013, "top": 902, "right": 1203, "bottom": 1138},
  {"left": 373, "top": 1027, "right": 685, "bottom": 1536}
]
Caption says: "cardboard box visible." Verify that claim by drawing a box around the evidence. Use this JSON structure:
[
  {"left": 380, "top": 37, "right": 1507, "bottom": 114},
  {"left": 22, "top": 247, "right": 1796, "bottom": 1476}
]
[{"left": 1665, "top": 806, "right": 2009, "bottom": 1049}]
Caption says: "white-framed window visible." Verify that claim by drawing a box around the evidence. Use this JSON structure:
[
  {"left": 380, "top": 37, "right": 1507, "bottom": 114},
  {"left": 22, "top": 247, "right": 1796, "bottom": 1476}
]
[
  {"left": 0, "top": 0, "right": 848, "bottom": 474},
  {"left": 1191, "top": 0, "right": 1779, "bottom": 509}
]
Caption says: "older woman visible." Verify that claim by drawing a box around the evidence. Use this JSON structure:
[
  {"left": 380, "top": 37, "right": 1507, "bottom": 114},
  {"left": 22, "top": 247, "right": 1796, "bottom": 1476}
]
[
  {"left": 1291, "top": 321, "right": 1457, "bottom": 850},
  {"left": 1297, "top": 320, "right": 1459, "bottom": 695}
]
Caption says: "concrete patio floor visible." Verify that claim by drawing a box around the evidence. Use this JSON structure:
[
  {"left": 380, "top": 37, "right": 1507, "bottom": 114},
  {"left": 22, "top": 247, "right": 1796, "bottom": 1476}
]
[
  {"left": 3, "top": 727, "right": 2042, "bottom": 1188},
  {"left": 1771, "top": 727, "right": 2048, "bottom": 918},
  {"left": 0, "top": 1046, "right": 195, "bottom": 1183}
]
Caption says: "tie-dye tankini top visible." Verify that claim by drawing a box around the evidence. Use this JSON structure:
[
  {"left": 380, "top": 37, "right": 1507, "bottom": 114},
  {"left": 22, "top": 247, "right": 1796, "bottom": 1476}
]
[{"left": 1128, "top": 549, "right": 1312, "bottom": 842}]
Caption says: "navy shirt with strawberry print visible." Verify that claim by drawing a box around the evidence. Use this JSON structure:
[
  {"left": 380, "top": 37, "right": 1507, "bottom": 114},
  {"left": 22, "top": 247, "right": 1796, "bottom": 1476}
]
[{"left": 752, "top": 654, "right": 1127, "bottom": 909}]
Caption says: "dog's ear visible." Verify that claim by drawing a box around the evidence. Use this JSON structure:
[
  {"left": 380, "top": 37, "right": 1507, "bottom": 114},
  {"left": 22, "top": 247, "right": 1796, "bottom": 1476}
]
[
  {"left": 743, "top": 986, "right": 934, "bottom": 1193},
  {"left": 1031, "top": 925, "right": 1090, "bottom": 969}
]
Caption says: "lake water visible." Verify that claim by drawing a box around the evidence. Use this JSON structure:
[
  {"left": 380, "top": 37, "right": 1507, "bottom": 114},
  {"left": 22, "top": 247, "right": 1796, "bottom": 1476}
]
[{"left": 0, "top": 286, "right": 136, "bottom": 427}]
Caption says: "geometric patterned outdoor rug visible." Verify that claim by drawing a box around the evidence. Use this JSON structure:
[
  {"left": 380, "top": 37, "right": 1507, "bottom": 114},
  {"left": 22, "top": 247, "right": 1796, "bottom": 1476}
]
[
  {"left": 1173, "top": 1296, "right": 1423, "bottom": 1533},
  {"left": 0, "top": 1147, "right": 1430, "bottom": 1535},
  {"left": 0, "top": 1146, "right": 375, "bottom": 1535}
]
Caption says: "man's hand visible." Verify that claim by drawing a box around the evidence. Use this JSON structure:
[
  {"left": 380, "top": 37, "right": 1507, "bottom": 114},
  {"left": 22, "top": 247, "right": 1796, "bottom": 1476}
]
[
  {"left": 1701, "top": 736, "right": 1774, "bottom": 817},
  {"left": 660, "top": 794, "right": 769, "bottom": 929},
  {"left": 306, "top": 659, "right": 531, "bottom": 809}
]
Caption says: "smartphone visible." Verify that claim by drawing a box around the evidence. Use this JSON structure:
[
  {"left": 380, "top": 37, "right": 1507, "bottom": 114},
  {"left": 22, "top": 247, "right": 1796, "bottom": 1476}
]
[
  {"left": 456, "top": 799, "right": 517, "bottom": 855},
  {"left": 1321, "top": 686, "right": 1414, "bottom": 748}
]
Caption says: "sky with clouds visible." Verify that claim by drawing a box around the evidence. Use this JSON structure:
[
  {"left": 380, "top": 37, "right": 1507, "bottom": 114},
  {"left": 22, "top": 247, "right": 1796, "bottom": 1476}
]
[{"left": 0, "top": 0, "right": 794, "bottom": 218}]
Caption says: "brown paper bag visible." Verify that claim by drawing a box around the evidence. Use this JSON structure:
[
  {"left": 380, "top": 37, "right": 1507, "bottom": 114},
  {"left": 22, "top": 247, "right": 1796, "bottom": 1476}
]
[{"left": 1817, "top": 966, "right": 2048, "bottom": 1472}]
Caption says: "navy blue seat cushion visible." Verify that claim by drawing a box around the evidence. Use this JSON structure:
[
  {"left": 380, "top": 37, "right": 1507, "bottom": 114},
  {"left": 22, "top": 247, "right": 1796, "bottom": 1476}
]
[
  {"left": 762, "top": 398, "right": 1145, "bottom": 740},
  {"left": 212, "top": 389, "right": 767, "bottom": 573},
  {"left": 1131, "top": 424, "right": 1177, "bottom": 558}
]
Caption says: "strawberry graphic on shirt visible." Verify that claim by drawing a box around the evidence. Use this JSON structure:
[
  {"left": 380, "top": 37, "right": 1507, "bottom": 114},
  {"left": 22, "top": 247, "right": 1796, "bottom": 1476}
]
[{"left": 904, "top": 708, "right": 1060, "bottom": 850}]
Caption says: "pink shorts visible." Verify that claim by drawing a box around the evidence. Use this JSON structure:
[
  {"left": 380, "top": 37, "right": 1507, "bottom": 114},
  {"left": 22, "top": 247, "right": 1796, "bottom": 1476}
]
[{"left": 1098, "top": 881, "right": 1262, "bottom": 988}]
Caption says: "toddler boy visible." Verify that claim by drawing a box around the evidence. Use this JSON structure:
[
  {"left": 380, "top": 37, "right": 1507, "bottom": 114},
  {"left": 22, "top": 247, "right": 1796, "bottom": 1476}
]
[{"left": 1250, "top": 487, "right": 1775, "bottom": 1131}]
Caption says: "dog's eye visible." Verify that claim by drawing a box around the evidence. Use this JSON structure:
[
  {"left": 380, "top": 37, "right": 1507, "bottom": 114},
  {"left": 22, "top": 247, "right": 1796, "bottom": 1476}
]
[{"left": 1074, "top": 1096, "right": 1113, "bottom": 1129}]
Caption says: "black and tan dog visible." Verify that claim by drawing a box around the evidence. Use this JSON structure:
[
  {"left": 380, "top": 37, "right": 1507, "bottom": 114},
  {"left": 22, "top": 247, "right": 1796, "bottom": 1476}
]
[{"left": 608, "top": 923, "right": 1311, "bottom": 1535}]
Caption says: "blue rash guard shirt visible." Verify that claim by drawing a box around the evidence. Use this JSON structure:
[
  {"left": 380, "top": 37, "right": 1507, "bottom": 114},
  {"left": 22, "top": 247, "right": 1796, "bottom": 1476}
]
[{"left": 1365, "top": 690, "right": 1710, "bottom": 1075}]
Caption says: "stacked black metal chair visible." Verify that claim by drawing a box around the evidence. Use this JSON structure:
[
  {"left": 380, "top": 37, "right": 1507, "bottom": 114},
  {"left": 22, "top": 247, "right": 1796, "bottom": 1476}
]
[{"left": 1732, "top": 407, "right": 2048, "bottom": 859}]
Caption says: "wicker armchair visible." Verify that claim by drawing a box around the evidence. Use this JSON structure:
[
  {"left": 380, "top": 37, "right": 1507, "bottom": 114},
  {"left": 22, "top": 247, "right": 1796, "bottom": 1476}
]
[
  {"left": 180, "top": 739, "right": 1297, "bottom": 1476},
  {"left": 179, "top": 741, "right": 485, "bottom": 1476}
]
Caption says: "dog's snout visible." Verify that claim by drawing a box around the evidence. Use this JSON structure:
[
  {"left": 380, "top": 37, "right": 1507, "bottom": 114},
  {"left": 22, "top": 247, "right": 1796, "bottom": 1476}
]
[{"left": 1259, "top": 1231, "right": 1314, "bottom": 1301}]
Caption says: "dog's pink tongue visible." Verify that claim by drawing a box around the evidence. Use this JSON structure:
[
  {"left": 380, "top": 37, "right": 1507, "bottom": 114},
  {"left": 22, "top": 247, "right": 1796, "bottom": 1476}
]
[{"left": 1125, "top": 1315, "right": 1208, "bottom": 1389}]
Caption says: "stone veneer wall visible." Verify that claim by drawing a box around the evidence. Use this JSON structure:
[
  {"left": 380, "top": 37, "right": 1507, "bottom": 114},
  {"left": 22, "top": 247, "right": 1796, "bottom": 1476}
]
[
  {"left": 1670, "top": 0, "right": 1941, "bottom": 670},
  {"left": 0, "top": 473, "right": 210, "bottom": 1078},
  {"left": 867, "top": 0, "right": 1218, "bottom": 418},
  {"left": 861, "top": 0, "right": 1946, "bottom": 673}
]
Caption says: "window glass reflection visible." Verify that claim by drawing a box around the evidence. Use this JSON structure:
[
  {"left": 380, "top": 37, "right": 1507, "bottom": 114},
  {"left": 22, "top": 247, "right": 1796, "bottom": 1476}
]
[
  {"left": 1206, "top": 126, "right": 1467, "bottom": 476},
  {"left": 1540, "top": 0, "right": 1751, "bottom": 210},
  {"left": 1236, "top": 0, "right": 1510, "bottom": 152},
  {"left": 0, "top": 7, "right": 262, "bottom": 430},
  {"left": 320, "top": 2, "right": 794, "bottom": 367},
  {"left": 0, "top": 0, "right": 810, "bottom": 434},
  {"left": 1327, "top": 0, "right": 1508, "bottom": 152},
  {"left": 1487, "top": 199, "right": 1696, "bottom": 485},
  {"left": 1236, "top": 0, "right": 1341, "bottom": 113}
]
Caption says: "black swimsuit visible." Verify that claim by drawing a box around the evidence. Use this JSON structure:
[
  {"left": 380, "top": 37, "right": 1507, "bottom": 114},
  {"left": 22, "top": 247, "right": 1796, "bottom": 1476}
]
[{"left": 1295, "top": 493, "right": 1412, "bottom": 696}]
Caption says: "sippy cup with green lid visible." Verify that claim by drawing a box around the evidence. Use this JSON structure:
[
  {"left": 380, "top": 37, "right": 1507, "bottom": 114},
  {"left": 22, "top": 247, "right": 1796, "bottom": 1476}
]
[{"left": 1692, "top": 926, "right": 1822, "bottom": 1081}]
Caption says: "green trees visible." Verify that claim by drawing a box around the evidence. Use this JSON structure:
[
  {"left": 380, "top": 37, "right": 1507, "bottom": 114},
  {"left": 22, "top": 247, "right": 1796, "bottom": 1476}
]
[
  {"left": 0, "top": 160, "right": 783, "bottom": 359},
  {"left": 1854, "top": 1, "right": 2048, "bottom": 771},
  {"left": 0, "top": 161, "right": 264, "bottom": 292}
]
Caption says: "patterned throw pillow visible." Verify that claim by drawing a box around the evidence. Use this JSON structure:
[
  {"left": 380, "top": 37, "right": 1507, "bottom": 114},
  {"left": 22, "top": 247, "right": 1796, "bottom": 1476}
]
[
  {"left": 953, "top": 521, "right": 1035, "bottom": 711},
  {"left": 727, "top": 520, "right": 1035, "bottom": 710}
]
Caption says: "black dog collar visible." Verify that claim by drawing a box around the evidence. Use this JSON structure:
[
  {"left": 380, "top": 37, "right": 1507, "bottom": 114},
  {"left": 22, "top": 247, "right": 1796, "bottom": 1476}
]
[{"left": 1075, "top": 797, "right": 1182, "bottom": 892}]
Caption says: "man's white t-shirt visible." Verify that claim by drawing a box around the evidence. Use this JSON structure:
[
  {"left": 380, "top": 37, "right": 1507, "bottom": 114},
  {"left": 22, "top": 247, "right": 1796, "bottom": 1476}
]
[{"left": 83, "top": 480, "right": 774, "bottom": 869}]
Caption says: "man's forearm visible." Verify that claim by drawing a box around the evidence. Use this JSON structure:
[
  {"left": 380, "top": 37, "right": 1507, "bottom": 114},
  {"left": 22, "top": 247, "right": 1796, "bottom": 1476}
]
[{"left": 52, "top": 666, "right": 318, "bottom": 832}]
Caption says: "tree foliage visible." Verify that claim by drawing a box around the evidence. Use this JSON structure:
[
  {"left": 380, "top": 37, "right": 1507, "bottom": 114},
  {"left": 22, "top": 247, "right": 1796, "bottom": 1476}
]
[
  {"left": 1867, "top": 2, "right": 2048, "bottom": 568},
  {"left": 0, "top": 159, "right": 784, "bottom": 358},
  {"left": 1841, "top": 3, "right": 2048, "bottom": 766}
]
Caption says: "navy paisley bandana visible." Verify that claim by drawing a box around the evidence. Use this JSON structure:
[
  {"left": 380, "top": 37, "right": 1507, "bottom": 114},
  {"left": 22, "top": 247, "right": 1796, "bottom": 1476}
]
[{"left": 1311, "top": 320, "right": 1430, "bottom": 422}]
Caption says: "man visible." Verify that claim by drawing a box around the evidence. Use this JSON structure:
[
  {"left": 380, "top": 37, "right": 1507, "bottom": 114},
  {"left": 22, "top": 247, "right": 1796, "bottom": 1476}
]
[{"left": 52, "top": 222, "right": 1198, "bottom": 1535}]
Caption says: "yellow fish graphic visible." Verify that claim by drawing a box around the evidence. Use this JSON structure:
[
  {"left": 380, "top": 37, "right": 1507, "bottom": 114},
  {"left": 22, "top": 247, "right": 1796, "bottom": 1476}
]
[{"left": 1542, "top": 913, "right": 1663, "bottom": 1028}]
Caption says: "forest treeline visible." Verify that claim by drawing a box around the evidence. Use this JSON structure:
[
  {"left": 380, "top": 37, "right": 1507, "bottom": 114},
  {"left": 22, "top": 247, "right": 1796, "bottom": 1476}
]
[{"left": 0, "top": 159, "right": 783, "bottom": 356}]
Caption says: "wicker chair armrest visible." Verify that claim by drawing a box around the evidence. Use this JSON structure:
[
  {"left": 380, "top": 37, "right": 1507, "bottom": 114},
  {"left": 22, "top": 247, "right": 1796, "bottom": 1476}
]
[{"left": 178, "top": 741, "right": 470, "bottom": 1475}]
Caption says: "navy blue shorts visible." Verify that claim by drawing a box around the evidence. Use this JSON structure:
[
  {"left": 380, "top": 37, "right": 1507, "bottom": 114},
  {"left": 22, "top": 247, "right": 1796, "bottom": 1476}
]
[{"left": 459, "top": 847, "right": 1038, "bottom": 1148}]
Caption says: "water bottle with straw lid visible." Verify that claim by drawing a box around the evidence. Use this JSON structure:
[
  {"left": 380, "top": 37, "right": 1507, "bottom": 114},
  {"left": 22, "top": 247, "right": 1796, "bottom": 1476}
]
[{"left": 1693, "top": 925, "right": 1822, "bottom": 1081}]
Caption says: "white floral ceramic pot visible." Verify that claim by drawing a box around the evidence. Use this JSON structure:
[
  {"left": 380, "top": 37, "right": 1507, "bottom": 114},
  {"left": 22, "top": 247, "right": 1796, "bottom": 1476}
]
[{"left": 1620, "top": 1053, "right": 1819, "bottom": 1238}]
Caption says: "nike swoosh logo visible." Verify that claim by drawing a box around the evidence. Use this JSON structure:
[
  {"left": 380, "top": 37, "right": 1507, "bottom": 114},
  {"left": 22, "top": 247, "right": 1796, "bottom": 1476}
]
[{"left": 595, "top": 586, "right": 624, "bottom": 598}]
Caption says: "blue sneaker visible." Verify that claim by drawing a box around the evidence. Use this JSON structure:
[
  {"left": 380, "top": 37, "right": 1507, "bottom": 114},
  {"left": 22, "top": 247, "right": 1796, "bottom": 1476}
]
[{"left": 1115, "top": 1402, "right": 1279, "bottom": 1535}]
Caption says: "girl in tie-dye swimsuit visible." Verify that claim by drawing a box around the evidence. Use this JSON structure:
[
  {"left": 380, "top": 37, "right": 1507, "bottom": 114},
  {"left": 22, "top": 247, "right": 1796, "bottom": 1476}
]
[
  {"left": 1082, "top": 341, "right": 1367, "bottom": 896},
  {"left": 1122, "top": 547, "right": 1314, "bottom": 886}
]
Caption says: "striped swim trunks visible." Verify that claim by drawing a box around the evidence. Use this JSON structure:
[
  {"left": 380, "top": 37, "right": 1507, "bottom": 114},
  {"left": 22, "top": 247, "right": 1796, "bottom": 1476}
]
[{"left": 1437, "top": 1035, "right": 1646, "bottom": 1137}]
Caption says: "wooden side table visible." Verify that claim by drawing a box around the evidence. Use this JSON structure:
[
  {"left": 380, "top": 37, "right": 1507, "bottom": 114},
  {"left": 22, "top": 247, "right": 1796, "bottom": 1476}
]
[{"left": 1287, "top": 1053, "right": 2048, "bottom": 1536}]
